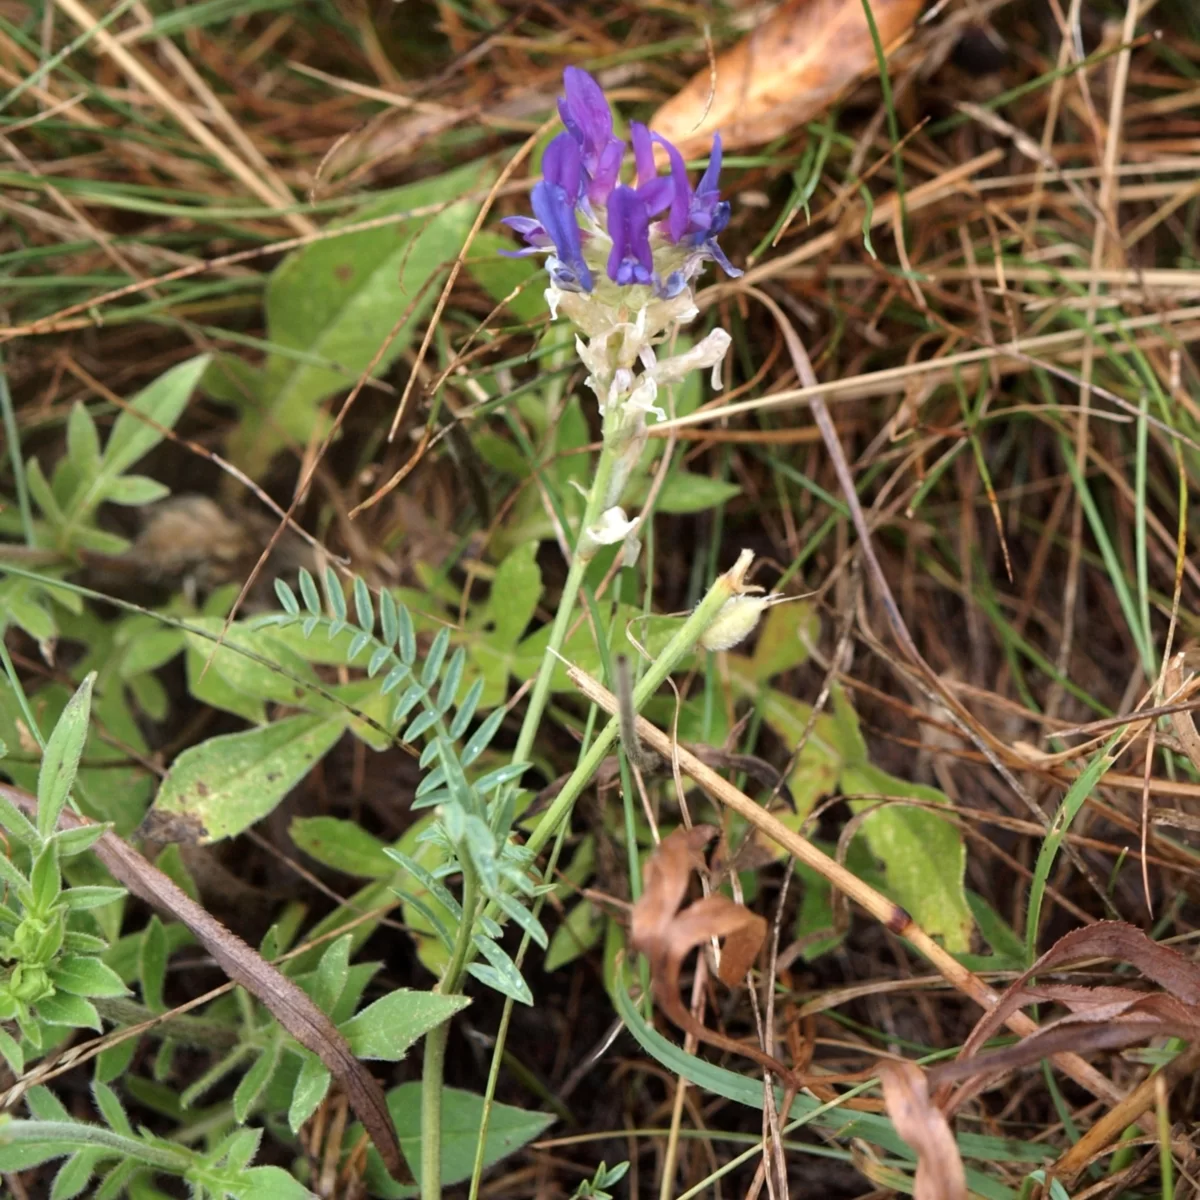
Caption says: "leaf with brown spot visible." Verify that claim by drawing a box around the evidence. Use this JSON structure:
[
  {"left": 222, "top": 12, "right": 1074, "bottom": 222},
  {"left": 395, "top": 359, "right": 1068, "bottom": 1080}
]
[
  {"left": 878, "top": 1060, "right": 966, "bottom": 1200},
  {"left": 650, "top": 0, "right": 924, "bottom": 156},
  {"left": 630, "top": 826, "right": 798, "bottom": 1084}
]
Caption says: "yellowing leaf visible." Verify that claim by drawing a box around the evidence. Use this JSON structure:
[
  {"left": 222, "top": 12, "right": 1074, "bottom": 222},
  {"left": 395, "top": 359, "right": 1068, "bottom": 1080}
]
[{"left": 840, "top": 762, "right": 972, "bottom": 952}]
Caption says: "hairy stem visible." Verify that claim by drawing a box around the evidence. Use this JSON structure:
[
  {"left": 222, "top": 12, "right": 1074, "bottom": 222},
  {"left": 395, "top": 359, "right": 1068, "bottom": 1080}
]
[{"left": 510, "top": 434, "right": 619, "bottom": 770}]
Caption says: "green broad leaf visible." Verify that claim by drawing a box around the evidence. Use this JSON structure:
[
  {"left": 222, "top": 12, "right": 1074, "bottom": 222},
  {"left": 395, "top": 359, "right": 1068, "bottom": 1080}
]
[
  {"left": 487, "top": 541, "right": 542, "bottom": 648},
  {"left": 237, "top": 163, "right": 493, "bottom": 472},
  {"left": 840, "top": 761, "right": 973, "bottom": 953},
  {"left": 27, "top": 1085, "right": 71, "bottom": 1121},
  {"left": 37, "top": 672, "right": 95, "bottom": 839},
  {"left": 311, "top": 934, "right": 351, "bottom": 1014},
  {"left": 338, "top": 989, "right": 469, "bottom": 1061},
  {"left": 101, "top": 475, "right": 170, "bottom": 506},
  {"left": 199, "top": 353, "right": 264, "bottom": 408},
  {"left": 748, "top": 600, "right": 819, "bottom": 681},
  {"left": 182, "top": 619, "right": 326, "bottom": 713},
  {"left": 51, "top": 824, "right": 108, "bottom": 858},
  {"left": 149, "top": 714, "right": 345, "bottom": 843},
  {"left": 287, "top": 1054, "right": 332, "bottom": 1134},
  {"left": 26, "top": 457, "right": 65, "bottom": 527},
  {"left": 185, "top": 641, "right": 266, "bottom": 725},
  {"left": 743, "top": 686, "right": 843, "bottom": 822},
  {"left": 61, "top": 885, "right": 126, "bottom": 911},
  {"left": 92, "top": 1079, "right": 132, "bottom": 1136},
  {"left": 464, "top": 230, "right": 545, "bottom": 323},
  {"left": 50, "top": 1147, "right": 103, "bottom": 1200},
  {"left": 139, "top": 916, "right": 168, "bottom": 1012},
  {"left": 95, "top": 1037, "right": 137, "bottom": 1085},
  {"left": 369, "top": 1083, "right": 555, "bottom": 1194},
  {"left": 791, "top": 858, "right": 843, "bottom": 962},
  {"left": 48, "top": 955, "right": 127, "bottom": 999},
  {"left": 28, "top": 842, "right": 61, "bottom": 915},
  {"left": 116, "top": 620, "right": 184, "bottom": 679},
  {"left": 544, "top": 899, "right": 602, "bottom": 972},
  {"left": 0, "top": 1026, "right": 24, "bottom": 1075},
  {"left": 286, "top": 1056, "right": 331, "bottom": 1128},
  {"left": 0, "top": 1139, "right": 73, "bottom": 1173},
  {"left": 35, "top": 990, "right": 101, "bottom": 1031},
  {"left": 228, "top": 1165, "right": 320, "bottom": 1200},
  {"left": 234, "top": 1037, "right": 282, "bottom": 1123},
  {"left": 965, "top": 891, "right": 1026, "bottom": 967},
  {"left": 289, "top": 816, "right": 392, "bottom": 878},
  {"left": 218, "top": 1126, "right": 263, "bottom": 1173},
  {"left": 102, "top": 356, "right": 209, "bottom": 477},
  {"left": 66, "top": 403, "right": 101, "bottom": 479},
  {"left": 629, "top": 469, "right": 740, "bottom": 515}
]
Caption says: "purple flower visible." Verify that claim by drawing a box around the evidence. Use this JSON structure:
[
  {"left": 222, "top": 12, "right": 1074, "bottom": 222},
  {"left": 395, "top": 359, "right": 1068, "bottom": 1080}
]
[
  {"left": 629, "top": 123, "right": 673, "bottom": 216},
  {"left": 530, "top": 178, "right": 593, "bottom": 292},
  {"left": 502, "top": 66, "right": 740, "bottom": 297},
  {"left": 606, "top": 186, "right": 655, "bottom": 287},
  {"left": 502, "top": 133, "right": 593, "bottom": 291},
  {"left": 656, "top": 132, "right": 741, "bottom": 277},
  {"left": 559, "top": 66, "right": 624, "bottom": 205}
]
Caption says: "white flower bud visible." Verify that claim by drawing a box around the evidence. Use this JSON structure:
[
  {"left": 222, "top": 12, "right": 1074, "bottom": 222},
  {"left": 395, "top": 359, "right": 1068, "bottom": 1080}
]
[{"left": 699, "top": 593, "right": 782, "bottom": 652}]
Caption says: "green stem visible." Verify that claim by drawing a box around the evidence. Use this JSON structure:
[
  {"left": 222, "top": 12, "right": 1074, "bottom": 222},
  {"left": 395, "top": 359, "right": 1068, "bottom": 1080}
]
[
  {"left": 0, "top": 1119, "right": 192, "bottom": 1173},
  {"left": 421, "top": 857, "right": 479, "bottom": 1200},
  {"left": 510, "top": 436, "right": 619, "bottom": 769},
  {"left": 521, "top": 563, "right": 740, "bottom": 863},
  {"left": 462, "top": 560, "right": 744, "bottom": 1199}
]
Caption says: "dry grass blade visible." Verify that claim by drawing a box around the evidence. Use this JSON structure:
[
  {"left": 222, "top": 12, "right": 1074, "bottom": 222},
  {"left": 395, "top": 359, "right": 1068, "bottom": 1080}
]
[
  {"left": 0, "top": 783, "right": 407, "bottom": 1183},
  {"left": 651, "top": 0, "right": 922, "bottom": 154},
  {"left": 1163, "top": 649, "right": 1200, "bottom": 773},
  {"left": 877, "top": 1060, "right": 966, "bottom": 1200}
]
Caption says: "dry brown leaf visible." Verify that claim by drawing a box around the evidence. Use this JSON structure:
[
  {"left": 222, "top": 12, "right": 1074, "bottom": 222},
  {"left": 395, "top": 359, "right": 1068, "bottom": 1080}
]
[
  {"left": 878, "top": 1060, "right": 966, "bottom": 1200},
  {"left": 630, "top": 825, "right": 800, "bottom": 1083},
  {"left": 927, "top": 922, "right": 1200, "bottom": 1110},
  {"left": 651, "top": 0, "right": 924, "bottom": 156}
]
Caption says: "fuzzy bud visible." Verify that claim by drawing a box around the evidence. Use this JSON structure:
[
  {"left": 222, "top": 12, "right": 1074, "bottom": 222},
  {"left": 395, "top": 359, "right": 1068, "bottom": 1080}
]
[{"left": 699, "top": 593, "right": 781, "bottom": 652}]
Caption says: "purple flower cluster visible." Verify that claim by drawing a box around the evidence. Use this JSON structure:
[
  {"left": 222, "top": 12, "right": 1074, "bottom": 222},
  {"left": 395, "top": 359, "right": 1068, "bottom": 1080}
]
[{"left": 504, "top": 67, "right": 740, "bottom": 298}]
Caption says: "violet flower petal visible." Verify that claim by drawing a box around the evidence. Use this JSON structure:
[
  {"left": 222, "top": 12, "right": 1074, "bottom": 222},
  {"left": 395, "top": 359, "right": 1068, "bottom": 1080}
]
[
  {"left": 606, "top": 185, "right": 655, "bottom": 287},
  {"left": 542, "top": 132, "right": 583, "bottom": 203},
  {"left": 630, "top": 122, "right": 656, "bottom": 188},
  {"left": 653, "top": 133, "right": 692, "bottom": 244},
  {"left": 531, "top": 180, "right": 593, "bottom": 291}
]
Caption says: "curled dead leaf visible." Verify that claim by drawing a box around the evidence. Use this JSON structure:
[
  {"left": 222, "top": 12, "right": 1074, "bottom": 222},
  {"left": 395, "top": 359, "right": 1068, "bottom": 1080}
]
[
  {"left": 631, "top": 825, "right": 798, "bottom": 1082},
  {"left": 878, "top": 1060, "right": 966, "bottom": 1200},
  {"left": 651, "top": 0, "right": 924, "bottom": 156}
]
